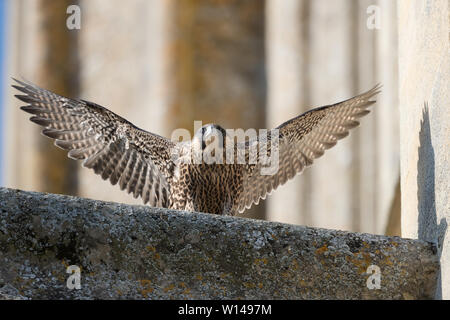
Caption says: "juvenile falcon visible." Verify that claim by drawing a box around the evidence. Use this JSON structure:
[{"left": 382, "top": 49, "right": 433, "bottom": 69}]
[{"left": 12, "top": 79, "right": 381, "bottom": 215}]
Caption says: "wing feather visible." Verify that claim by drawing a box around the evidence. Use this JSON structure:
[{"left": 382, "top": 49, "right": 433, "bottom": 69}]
[
  {"left": 13, "top": 78, "right": 175, "bottom": 207},
  {"left": 235, "top": 84, "right": 382, "bottom": 213}
]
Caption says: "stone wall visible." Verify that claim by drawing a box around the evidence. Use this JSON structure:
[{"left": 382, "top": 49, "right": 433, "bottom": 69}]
[{"left": 398, "top": 0, "right": 449, "bottom": 300}]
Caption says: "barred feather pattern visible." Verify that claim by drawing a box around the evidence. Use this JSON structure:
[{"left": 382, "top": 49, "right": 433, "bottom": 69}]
[
  {"left": 13, "top": 78, "right": 380, "bottom": 216},
  {"left": 234, "top": 84, "right": 382, "bottom": 213},
  {"left": 13, "top": 78, "right": 174, "bottom": 208}
]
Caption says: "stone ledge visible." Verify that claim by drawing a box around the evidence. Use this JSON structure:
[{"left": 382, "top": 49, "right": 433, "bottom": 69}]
[{"left": 0, "top": 187, "right": 439, "bottom": 299}]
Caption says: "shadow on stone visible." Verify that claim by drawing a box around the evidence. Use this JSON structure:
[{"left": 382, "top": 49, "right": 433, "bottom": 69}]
[{"left": 417, "top": 103, "right": 447, "bottom": 299}]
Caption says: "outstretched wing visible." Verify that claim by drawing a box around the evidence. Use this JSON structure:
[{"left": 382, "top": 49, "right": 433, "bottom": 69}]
[
  {"left": 12, "top": 78, "right": 175, "bottom": 207},
  {"left": 234, "top": 84, "right": 382, "bottom": 213}
]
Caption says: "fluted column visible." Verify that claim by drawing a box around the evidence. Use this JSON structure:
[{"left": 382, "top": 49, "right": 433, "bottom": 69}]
[
  {"left": 265, "top": 0, "right": 308, "bottom": 225},
  {"left": 398, "top": 0, "right": 449, "bottom": 299},
  {"left": 169, "top": 0, "right": 266, "bottom": 219},
  {"left": 266, "top": 0, "right": 399, "bottom": 234},
  {"left": 5, "top": 0, "right": 79, "bottom": 195},
  {"left": 77, "top": 0, "right": 173, "bottom": 205}
]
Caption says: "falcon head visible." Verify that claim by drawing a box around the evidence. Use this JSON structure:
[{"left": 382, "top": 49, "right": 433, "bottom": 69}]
[{"left": 193, "top": 124, "right": 227, "bottom": 151}]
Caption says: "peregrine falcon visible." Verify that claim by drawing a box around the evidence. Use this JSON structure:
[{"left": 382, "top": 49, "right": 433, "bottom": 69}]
[{"left": 12, "top": 79, "right": 381, "bottom": 215}]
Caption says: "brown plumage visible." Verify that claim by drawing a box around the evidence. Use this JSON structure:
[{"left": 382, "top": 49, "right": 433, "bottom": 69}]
[{"left": 12, "top": 78, "right": 381, "bottom": 215}]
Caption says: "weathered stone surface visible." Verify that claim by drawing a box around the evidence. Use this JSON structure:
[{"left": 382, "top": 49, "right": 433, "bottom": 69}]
[
  {"left": 0, "top": 187, "right": 439, "bottom": 299},
  {"left": 265, "top": 0, "right": 400, "bottom": 234},
  {"left": 0, "top": 284, "right": 29, "bottom": 300}
]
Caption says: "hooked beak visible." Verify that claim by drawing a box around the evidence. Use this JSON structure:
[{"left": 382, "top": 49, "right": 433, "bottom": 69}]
[
  {"left": 204, "top": 126, "right": 213, "bottom": 141},
  {"left": 203, "top": 126, "right": 226, "bottom": 148}
]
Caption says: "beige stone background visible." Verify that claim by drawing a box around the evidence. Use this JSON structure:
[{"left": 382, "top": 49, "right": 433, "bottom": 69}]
[{"left": 1, "top": 0, "right": 448, "bottom": 298}]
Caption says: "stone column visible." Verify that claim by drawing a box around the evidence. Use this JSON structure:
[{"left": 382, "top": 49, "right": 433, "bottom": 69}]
[
  {"left": 169, "top": 0, "right": 266, "bottom": 219},
  {"left": 265, "top": 0, "right": 307, "bottom": 225},
  {"left": 266, "top": 0, "right": 358, "bottom": 230},
  {"left": 4, "top": 0, "right": 79, "bottom": 195},
  {"left": 373, "top": 0, "right": 400, "bottom": 235},
  {"left": 77, "top": 0, "right": 173, "bottom": 205},
  {"left": 306, "top": 0, "right": 357, "bottom": 231},
  {"left": 355, "top": 0, "right": 377, "bottom": 233},
  {"left": 398, "top": 0, "right": 449, "bottom": 299},
  {"left": 356, "top": 0, "right": 400, "bottom": 235}
]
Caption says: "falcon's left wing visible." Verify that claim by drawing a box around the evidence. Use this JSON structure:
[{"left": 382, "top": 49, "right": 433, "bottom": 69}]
[{"left": 12, "top": 78, "right": 175, "bottom": 207}]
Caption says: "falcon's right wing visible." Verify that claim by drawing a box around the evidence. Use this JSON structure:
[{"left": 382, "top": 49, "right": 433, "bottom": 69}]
[
  {"left": 234, "top": 84, "right": 382, "bottom": 214},
  {"left": 13, "top": 78, "right": 175, "bottom": 207}
]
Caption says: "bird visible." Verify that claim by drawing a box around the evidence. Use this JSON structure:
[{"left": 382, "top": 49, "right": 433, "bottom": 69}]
[{"left": 12, "top": 78, "right": 381, "bottom": 216}]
